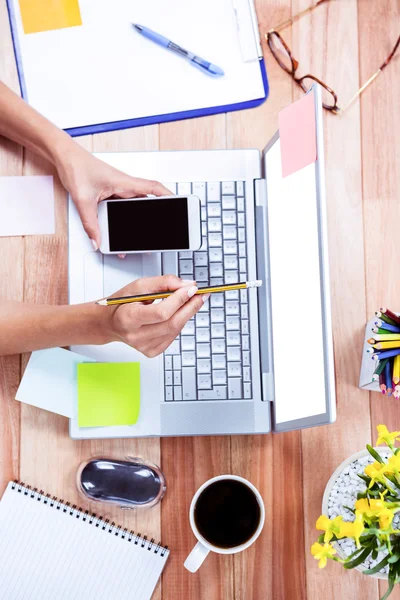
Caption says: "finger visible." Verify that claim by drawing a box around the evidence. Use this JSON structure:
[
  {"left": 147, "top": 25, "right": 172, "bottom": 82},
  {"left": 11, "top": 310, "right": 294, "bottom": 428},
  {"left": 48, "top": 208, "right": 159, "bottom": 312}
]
[
  {"left": 144, "top": 335, "right": 178, "bottom": 358},
  {"left": 138, "top": 293, "right": 207, "bottom": 338},
  {"left": 111, "top": 174, "right": 172, "bottom": 198},
  {"left": 77, "top": 200, "right": 101, "bottom": 250},
  {"left": 117, "top": 274, "right": 194, "bottom": 297},
  {"left": 161, "top": 293, "right": 207, "bottom": 332},
  {"left": 128, "top": 284, "right": 198, "bottom": 326}
]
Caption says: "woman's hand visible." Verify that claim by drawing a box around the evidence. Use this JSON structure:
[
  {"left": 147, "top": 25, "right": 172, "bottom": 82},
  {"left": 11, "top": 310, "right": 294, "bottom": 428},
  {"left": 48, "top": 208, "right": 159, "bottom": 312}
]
[
  {"left": 55, "top": 145, "right": 171, "bottom": 251},
  {"left": 106, "top": 275, "right": 207, "bottom": 358}
]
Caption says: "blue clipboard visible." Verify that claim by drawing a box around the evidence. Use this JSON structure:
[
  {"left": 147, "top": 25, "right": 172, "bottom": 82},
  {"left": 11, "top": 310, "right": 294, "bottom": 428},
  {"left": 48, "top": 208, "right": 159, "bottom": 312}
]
[{"left": 6, "top": 0, "right": 269, "bottom": 137}]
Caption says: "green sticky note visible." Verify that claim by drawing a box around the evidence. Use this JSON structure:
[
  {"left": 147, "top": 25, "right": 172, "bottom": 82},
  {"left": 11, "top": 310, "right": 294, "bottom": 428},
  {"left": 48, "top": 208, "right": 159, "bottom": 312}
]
[{"left": 77, "top": 362, "right": 140, "bottom": 427}]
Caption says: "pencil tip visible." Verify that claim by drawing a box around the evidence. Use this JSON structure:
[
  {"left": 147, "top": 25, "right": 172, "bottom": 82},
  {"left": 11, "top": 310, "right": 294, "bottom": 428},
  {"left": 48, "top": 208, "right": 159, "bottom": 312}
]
[{"left": 96, "top": 299, "right": 107, "bottom": 306}]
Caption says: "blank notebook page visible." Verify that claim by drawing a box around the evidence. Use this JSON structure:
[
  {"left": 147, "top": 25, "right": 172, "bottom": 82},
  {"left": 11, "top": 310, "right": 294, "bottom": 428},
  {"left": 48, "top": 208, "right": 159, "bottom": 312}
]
[{"left": 0, "top": 482, "right": 169, "bottom": 600}]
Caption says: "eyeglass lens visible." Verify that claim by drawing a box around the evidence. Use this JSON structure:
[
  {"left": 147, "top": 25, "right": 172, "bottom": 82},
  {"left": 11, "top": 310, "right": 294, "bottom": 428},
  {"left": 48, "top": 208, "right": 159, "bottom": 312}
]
[
  {"left": 268, "top": 32, "right": 294, "bottom": 74},
  {"left": 299, "top": 77, "right": 337, "bottom": 110}
]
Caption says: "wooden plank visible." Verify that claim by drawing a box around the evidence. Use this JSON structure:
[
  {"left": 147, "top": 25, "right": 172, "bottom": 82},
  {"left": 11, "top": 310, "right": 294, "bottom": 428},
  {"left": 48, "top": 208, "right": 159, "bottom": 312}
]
[
  {"left": 291, "top": 0, "right": 377, "bottom": 597},
  {"left": 229, "top": 0, "right": 307, "bottom": 598},
  {"left": 159, "top": 113, "right": 233, "bottom": 600},
  {"left": 0, "top": 0, "right": 24, "bottom": 491},
  {"left": 92, "top": 128, "right": 163, "bottom": 600},
  {"left": 358, "top": 0, "right": 400, "bottom": 598}
]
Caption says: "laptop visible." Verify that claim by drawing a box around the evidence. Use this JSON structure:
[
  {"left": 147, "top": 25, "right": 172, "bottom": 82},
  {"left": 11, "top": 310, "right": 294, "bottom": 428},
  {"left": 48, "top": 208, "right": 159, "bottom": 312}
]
[{"left": 68, "top": 85, "right": 335, "bottom": 439}]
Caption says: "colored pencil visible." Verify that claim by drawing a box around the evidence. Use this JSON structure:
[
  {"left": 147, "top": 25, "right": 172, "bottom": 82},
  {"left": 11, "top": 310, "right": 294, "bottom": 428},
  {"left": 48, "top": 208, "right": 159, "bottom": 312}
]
[
  {"left": 394, "top": 355, "right": 400, "bottom": 385},
  {"left": 379, "top": 372, "right": 387, "bottom": 395},
  {"left": 374, "top": 320, "right": 400, "bottom": 333},
  {"left": 96, "top": 280, "right": 263, "bottom": 306},
  {"left": 385, "top": 360, "right": 393, "bottom": 396},
  {"left": 372, "top": 341, "right": 400, "bottom": 350},
  {"left": 372, "top": 348, "right": 400, "bottom": 360},
  {"left": 373, "top": 358, "right": 389, "bottom": 380},
  {"left": 375, "top": 312, "right": 398, "bottom": 327},
  {"left": 379, "top": 308, "right": 400, "bottom": 327},
  {"left": 368, "top": 334, "right": 400, "bottom": 342},
  {"left": 372, "top": 327, "right": 392, "bottom": 335}
]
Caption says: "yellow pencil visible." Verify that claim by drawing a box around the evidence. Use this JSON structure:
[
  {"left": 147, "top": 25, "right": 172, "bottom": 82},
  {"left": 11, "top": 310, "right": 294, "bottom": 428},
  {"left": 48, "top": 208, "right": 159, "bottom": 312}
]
[
  {"left": 96, "top": 280, "right": 263, "bottom": 306},
  {"left": 394, "top": 355, "right": 400, "bottom": 385},
  {"left": 373, "top": 341, "right": 400, "bottom": 350},
  {"left": 368, "top": 334, "right": 400, "bottom": 343}
]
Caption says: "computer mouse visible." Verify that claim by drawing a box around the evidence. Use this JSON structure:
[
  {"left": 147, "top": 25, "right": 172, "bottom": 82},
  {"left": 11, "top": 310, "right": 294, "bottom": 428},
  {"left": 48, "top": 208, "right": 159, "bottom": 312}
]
[{"left": 77, "top": 457, "right": 166, "bottom": 508}]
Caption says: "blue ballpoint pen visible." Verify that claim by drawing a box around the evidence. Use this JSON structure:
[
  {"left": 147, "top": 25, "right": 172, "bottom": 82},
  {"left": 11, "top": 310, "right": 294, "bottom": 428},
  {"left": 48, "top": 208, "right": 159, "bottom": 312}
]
[{"left": 132, "top": 23, "right": 224, "bottom": 77}]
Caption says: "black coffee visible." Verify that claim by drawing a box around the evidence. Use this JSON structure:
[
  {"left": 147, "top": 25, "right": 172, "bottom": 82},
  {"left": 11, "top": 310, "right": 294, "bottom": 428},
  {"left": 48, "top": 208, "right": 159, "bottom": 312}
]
[{"left": 194, "top": 479, "right": 261, "bottom": 549}]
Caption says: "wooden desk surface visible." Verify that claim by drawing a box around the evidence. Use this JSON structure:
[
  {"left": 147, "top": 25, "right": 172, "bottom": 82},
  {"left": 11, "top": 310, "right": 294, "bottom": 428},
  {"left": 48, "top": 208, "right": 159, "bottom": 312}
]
[{"left": 0, "top": 0, "right": 399, "bottom": 598}]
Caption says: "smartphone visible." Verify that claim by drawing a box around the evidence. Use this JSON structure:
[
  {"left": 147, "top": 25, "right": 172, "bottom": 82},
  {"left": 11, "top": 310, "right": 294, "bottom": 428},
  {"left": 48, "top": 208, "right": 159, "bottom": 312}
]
[{"left": 98, "top": 195, "right": 202, "bottom": 254}]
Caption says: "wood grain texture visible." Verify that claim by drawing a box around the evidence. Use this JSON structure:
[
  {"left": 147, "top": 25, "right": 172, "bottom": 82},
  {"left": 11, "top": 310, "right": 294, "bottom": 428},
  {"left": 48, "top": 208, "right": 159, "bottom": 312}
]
[
  {"left": 359, "top": 0, "right": 400, "bottom": 598},
  {"left": 159, "top": 111, "right": 233, "bottom": 600},
  {"left": 0, "top": 0, "right": 399, "bottom": 597},
  {"left": 0, "top": 0, "right": 23, "bottom": 492}
]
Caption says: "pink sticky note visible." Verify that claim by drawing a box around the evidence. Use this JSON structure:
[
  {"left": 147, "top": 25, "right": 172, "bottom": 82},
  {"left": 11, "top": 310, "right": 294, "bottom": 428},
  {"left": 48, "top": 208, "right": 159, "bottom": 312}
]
[{"left": 278, "top": 92, "right": 317, "bottom": 178}]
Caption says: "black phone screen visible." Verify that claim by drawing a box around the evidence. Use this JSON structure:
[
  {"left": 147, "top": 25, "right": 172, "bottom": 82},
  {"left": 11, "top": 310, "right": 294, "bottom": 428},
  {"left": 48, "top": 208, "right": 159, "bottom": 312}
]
[{"left": 107, "top": 197, "right": 189, "bottom": 251}]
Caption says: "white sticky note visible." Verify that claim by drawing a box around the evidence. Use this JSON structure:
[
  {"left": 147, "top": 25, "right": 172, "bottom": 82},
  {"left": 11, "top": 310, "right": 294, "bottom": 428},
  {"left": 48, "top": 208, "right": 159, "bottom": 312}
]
[
  {"left": 16, "top": 348, "right": 95, "bottom": 418},
  {"left": 0, "top": 176, "right": 55, "bottom": 236}
]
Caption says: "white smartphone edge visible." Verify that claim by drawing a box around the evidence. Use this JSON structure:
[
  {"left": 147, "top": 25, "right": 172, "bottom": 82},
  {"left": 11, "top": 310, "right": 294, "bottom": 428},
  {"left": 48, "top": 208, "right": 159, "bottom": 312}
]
[{"left": 98, "top": 195, "right": 202, "bottom": 254}]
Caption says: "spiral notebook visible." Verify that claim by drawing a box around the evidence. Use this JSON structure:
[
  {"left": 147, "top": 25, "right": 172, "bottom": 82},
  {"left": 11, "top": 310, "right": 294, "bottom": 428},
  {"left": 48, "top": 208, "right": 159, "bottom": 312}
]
[{"left": 0, "top": 481, "right": 169, "bottom": 599}]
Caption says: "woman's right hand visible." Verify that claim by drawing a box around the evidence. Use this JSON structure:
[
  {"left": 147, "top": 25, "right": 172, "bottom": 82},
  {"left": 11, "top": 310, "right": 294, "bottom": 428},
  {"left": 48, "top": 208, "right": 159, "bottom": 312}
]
[{"left": 105, "top": 275, "right": 208, "bottom": 358}]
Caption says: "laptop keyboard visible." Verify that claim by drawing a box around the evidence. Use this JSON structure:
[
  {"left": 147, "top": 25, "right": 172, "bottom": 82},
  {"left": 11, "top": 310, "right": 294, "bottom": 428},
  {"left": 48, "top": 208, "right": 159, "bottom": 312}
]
[{"left": 162, "top": 181, "right": 252, "bottom": 402}]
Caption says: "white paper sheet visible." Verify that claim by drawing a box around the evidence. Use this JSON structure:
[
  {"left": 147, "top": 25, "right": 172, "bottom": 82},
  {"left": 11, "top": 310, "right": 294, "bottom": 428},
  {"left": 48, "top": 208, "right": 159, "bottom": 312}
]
[
  {"left": 0, "top": 176, "right": 54, "bottom": 236},
  {"left": 265, "top": 139, "right": 326, "bottom": 425},
  {"left": 0, "top": 482, "right": 169, "bottom": 600},
  {"left": 15, "top": 348, "right": 94, "bottom": 418},
  {"left": 10, "top": 0, "right": 265, "bottom": 130}
]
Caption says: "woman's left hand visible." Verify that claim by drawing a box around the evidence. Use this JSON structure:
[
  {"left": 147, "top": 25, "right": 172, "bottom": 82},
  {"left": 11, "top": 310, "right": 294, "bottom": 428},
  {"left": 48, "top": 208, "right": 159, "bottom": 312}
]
[{"left": 56, "top": 145, "right": 171, "bottom": 251}]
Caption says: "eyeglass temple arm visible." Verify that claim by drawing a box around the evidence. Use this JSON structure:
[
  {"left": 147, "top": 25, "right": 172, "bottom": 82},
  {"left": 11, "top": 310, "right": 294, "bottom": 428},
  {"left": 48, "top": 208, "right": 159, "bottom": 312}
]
[
  {"left": 269, "top": 0, "right": 330, "bottom": 33},
  {"left": 340, "top": 36, "right": 399, "bottom": 113},
  {"left": 339, "top": 70, "right": 382, "bottom": 113}
]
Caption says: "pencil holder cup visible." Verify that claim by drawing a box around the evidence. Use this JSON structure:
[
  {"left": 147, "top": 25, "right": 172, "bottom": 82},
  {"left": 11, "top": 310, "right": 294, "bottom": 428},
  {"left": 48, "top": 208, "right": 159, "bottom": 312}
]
[{"left": 359, "top": 318, "right": 381, "bottom": 393}]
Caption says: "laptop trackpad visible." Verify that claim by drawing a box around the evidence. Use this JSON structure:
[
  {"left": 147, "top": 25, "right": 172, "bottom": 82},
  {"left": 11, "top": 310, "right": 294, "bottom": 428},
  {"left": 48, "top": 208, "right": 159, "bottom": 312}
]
[
  {"left": 103, "top": 253, "right": 162, "bottom": 298},
  {"left": 103, "top": 254, "right": 144, "bottom": 298}
]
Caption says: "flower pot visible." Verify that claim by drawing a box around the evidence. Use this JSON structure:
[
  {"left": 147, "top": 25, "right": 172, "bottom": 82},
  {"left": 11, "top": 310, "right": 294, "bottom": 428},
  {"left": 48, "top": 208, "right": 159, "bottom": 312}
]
[{"left": 322, "top": 448, "right": 390, "bottom": 580}]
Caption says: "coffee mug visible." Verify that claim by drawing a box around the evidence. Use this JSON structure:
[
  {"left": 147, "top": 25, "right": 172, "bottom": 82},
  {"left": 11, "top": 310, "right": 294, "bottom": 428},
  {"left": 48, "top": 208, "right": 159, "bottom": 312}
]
[{"left": 184, "top": 475, "right": 265, "bottom": 572}]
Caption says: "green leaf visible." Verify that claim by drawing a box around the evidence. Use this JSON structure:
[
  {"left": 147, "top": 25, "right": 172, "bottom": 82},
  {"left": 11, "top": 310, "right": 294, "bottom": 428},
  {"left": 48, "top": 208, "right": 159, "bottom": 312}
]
[
  {"left": 363, "top": 554, "right": 390, "bottom": 574},
  {"left": 387, "top": 554, "right": 400, "bottom": 564},
  {"left": 318, "top": 534, "right": 324, "bottom": 543},
  {"left": 358, "top": 474, "right": 372, "bottom": 485},
  {"left": 385, "top": 474, "right": 400, "bottom": 489},
  {"left": 372, "top": 549, "right": 378, "bottom": 560},
  {"left": 343, "top": 506, "right": 356, "bottom": 515},
  {"left": 380, "top": 575, "right": 395, "bottom": 600},
  {"left": 345, "top": 546, "right": 368, "bottom": 561},
  {"left": 367, "top": 445, "right": 385, "bottom": 464},
  {"left": 344, "top": 546, "right": 372, "bottom": 569}
]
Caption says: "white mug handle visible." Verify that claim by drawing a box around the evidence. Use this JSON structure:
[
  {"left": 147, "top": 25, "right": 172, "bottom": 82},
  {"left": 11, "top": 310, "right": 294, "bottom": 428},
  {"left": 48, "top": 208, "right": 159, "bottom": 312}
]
[{"left": 184, "top": 541, "right": 210, "bottom": 572}]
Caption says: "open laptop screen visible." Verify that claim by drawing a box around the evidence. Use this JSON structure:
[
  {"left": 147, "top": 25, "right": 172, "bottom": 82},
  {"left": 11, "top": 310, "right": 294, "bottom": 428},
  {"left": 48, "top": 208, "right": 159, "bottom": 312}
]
[{"left": 264, "top": 133, "right": 334, "bottom": 429}]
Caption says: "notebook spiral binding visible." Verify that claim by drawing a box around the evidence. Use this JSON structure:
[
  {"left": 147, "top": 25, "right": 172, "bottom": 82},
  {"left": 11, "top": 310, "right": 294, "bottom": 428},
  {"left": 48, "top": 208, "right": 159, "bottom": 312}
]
[{"left": 12, "top": 481, "right": 167, "bottom": 557}]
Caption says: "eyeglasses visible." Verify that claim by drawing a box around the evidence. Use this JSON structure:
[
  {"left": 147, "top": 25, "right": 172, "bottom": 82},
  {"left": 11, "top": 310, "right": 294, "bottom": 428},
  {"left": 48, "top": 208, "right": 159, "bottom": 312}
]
[{"left": 266, "top": 0, "right": 400, "bottom": 114}]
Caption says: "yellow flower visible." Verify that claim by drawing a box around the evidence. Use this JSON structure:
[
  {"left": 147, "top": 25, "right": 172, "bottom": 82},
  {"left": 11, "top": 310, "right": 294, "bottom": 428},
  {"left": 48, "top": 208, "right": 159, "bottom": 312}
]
[
  {"left": 379, "top": 508, "right": 394, "bottom": 531},
  {"left": 339, "top": 511, "right": 365, "bottom": 548},
  {"left": 316, "top": 515, "right": 344, "bottom": 542},
  {"left": 376, "top": 424, "right": 400, "bottom": 447},
  {"left": 364, "top": 461, "right": 389, "bottom": 488},
  {"left": 386, "top": 454, "right": 400, "bottom": 475},
  {"left": 355, "top": 497, "right": 395, "bottom": 531},
  {"left": 355, "top": 497, "right": 386, "bottom": 518},
  {"left": 311, "top": 542, "right": 337, "bottom": 568}
]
